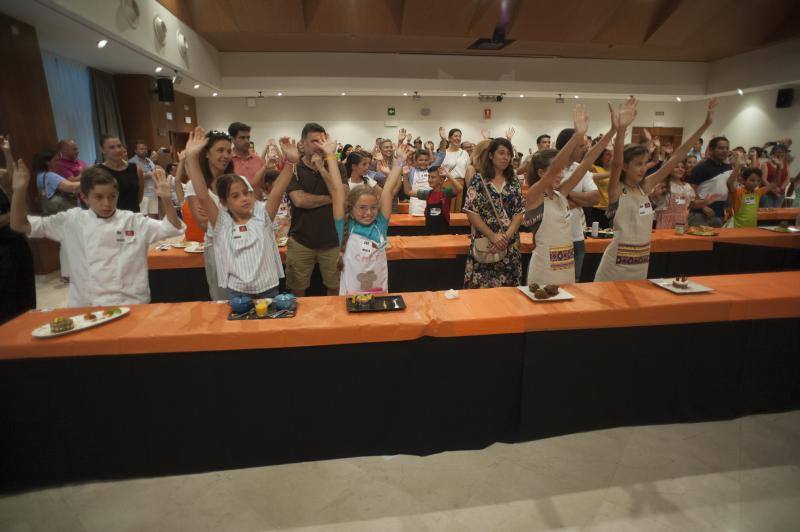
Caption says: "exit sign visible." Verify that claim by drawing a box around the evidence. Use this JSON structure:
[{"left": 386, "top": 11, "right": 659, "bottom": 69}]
[{"left": 388, "top": 107, "right": 396, "bottom": 116}]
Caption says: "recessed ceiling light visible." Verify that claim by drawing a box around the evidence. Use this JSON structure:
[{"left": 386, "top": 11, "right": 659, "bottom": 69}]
[
  {"left": 97, "top": 39, "right": 108, "bottom": 48},
  {"left": 574, "top": 95, "right": 580, "bottom": 99},
  {"left": 403, "top": 92, "right": 408, "bottom": 96},
  {"left": 277, "top": 92, "right": 283, "bottom": 96},
  {"left": 154, "top": 66, "right": 163, "bottom": 73},
  {"left": 737, "top": 88, "right": 744, "bottom": 95},
  {"left": 519, "top": 94, "right": 524, "bottom": 98},
  {"left": 193, "top": 83, "right": 200, "bottom": 89},
  {"left": 462, "top": 93, "right": 467, "bottom": 97},
  {"left": 676, "top": 96, "right": 682, "bottom": 102},
  {"left": 212, "top": 92, "right": 218, "bottom": 97},
  {"left": 341, "top": 92, "right": 346, "bottom": 96}
]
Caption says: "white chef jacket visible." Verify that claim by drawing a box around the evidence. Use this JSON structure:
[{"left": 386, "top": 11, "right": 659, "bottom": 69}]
[{"left": 27, "top": 207, "right": 185, "bottom": 307}]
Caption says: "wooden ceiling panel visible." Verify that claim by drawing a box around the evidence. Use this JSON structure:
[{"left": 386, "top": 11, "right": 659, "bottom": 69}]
[{"left": 157, "top": 0, "right": 800, "bottom": 60}]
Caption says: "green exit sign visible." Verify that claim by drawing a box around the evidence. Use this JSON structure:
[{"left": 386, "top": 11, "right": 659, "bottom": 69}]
[{"left": 388, "top": 107, "right": 396, "bottom": 116}]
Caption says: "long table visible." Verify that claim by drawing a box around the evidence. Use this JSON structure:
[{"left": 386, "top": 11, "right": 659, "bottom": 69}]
[
  {"left": 147, "top": 228, "right": 800, "bottom": 300},
  {"left": 1, "top": 271, "right": 798, "bottom": 489}
]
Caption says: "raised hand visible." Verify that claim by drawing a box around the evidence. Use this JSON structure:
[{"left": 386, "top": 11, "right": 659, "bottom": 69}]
[
  {"left": 177, "top": 150, "right": 186, "bottom": 162},
  {"left": 618, "top": 97, "right": 638, "bottom": 129},
  {"left": 11, "top": 159, "right": 31, "bottom": 192},
  {"left": 651, "top": 182, "right": 667, "bottom": 196},
  {"left": 505, "top": 127, "right": 516, "bottom": 140},
  {"left": 184, "top": 127, "right": 207, "bottom": 159},
  {"left": 398, "top": 128, "right": 407, "bottom": 144},
  {"left": 279, "top": 137, "right": 300, "bottom": 164},
  {"left": 0, "top": 135, "right": 10, "bottom": 152},
  {"left": 481, "top": 128, "right": 490, "bottom": 140},
  {"left": 528, "top": 147, "right": 533, "bottom": 155},
  {"left": 704, "top": 97, "right": 718, "bottom": 126},
  {"left": 438, "top": 126, "right": 446, "bottom": 140},
  {"left": 321, "top": 134, "right": 337, "bottom": 156},
  {"left": 573, "top": 104, "right": 589, "bottom": 135},
  {"left": 643, "top": 128, "right": 652, "bottom": 142},
  {"left": 405, "top": 133, "right": 412, "bottom": 144},
  {"left": 608, "top": 102, "right": 620, "bottom": 130},
  {"left": 153, "top": 167, "right": 171, "bottom": 198}
]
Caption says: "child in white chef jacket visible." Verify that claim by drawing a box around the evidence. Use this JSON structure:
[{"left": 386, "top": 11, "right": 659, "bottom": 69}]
[
  {"left": 9, "top": 164, "right": 185, "bottom": 307},
  {"left": 331, "top": 144, "right": 411, "bottom": 296},
  {"left": 184, "top": 127, "right": 299, "bottom": 299}
]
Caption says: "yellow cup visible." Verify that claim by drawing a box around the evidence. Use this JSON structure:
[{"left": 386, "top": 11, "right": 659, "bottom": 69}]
[{"left": 254, "top": 298, "right": 269, "bottom": 317}]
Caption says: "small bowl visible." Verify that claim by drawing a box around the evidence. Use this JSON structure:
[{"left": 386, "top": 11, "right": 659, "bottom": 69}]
[
  {"left": 272, "top": 293, "right": 297, "bottom": 311},
  {"left": 229, "top": 295, "right": 254, "bottom": 315}
]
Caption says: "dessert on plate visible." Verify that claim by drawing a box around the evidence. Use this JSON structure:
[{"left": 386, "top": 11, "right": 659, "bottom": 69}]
[
  {"left": 672, "top": 275, "right": 690, "bottom": 289},
  {"left": 50, "top": 316, "right": 75, "bottom": 333}
]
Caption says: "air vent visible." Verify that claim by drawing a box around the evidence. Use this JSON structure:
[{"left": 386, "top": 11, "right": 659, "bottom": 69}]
[
  {"left": 468, "top": 38, "right": 514, "bottom": 51},
  {"left": 655, "top": 111, "right": 665, "bottom": 116}
]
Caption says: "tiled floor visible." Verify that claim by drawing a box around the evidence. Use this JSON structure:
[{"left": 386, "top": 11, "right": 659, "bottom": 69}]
[
  {"left": 1, "top": 411, "right": 798, "bottom": 531},
  {"left": 9, "top": 279, "right": 798, "bottom": 531}
]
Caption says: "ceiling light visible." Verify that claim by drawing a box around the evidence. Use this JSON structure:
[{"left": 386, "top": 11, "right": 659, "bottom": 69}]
[
  {"left": 97, "top": 39, "right": 108, "bottom": 48},
  {"left": 462, "top": 93, "right": 466, "bottom": 97},
  {"left": 574, "top": 95, "right": 579, "bottom": 99},
  {"left": 403, "top": 92, "right": 408, "bottom": 96},
  {"left": 154, "top": 66, "right": 163, "bottom": 73},
  {"left": 676, "top": 96, "right": 682, "bottom": 102},
  {"left": 737, "top": 88, "right": 744, "bottom": 96},
  {"left": 212, "top": 92, "right": 218, "bottom": 97},
  {"left": 193, "top": 83, "right": 200, "bottom": 89},
  {"left": 277, "top": 92, "right": 283, "bottom": 96},
  {"left": 519, "top": 94, "right": 524, "bottom": 98},
  {"left": 341, "top": 92, "right": 346, "bottom": 96}
]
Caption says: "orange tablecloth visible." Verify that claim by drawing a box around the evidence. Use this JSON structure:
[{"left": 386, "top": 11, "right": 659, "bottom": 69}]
[
  {"left": 389, "top": 213, "right": 468, "bottom": 227},
  {"left": 758, "top": 208, "right": 800, "bottom": 222},
  {"left": 708, "top": 227, "right": 800, "bottom": 249},
  {"left": 2, "top": 272, "right": 799, "bottom": 360}
]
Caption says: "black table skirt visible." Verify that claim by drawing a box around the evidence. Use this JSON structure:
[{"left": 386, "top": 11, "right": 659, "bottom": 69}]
[
  {"left": 150, "top": 244, "right": 800, "bottom": 302},
  {"left": 1, "top": 318, "right": 798, "bottom": 491}
]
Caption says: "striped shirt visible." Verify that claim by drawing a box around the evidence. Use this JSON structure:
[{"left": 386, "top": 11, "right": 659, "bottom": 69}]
[{"left": 210, "top": 201, "right": 283, "bottom": 294}]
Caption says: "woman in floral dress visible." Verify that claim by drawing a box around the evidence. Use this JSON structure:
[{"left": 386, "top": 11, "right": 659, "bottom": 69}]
[{"left": 463, "top": 137, "right": 525, "bottom": 288}]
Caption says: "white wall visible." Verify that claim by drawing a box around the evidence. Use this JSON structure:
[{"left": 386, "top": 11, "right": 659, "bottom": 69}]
[
  {"left": 682, "top": 89, "right": 800, "bottom": 173},
  {"left": 197, "top": 96, "right": 688, "bottom": 153}
]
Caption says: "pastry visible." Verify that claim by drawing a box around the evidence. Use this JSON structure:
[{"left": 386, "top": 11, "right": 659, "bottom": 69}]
[
  {"left": 50, "top": 316, "right": 75, "bottom": 333},
  {"left": 534, "top": 288, "right": 549, "bottom": 300},
  {"left": 672, "top": 275, "right": 689, "bottom": 289},
  {"left": 544, "top": 284, "right": 559, "bottom": 296},
  {"left": 688, "top": 225, "right": 715, "bottom": 236},
  {"left": 528, "top": 282, "right": 540, "bottom": 292},
  {"left": 352, "top": 294, "right": 374, "bottom": 309},
  {"left": 83, "top": 312, "right": 97, "bottom": 321}
]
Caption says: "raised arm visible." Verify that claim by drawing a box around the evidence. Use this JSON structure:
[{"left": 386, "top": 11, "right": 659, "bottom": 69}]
[
  {"left": 0, "top": 135, "right": 12, "bottom": 190},
  {"left": 380, "top": 144, "right": 411, "bottom": 218},
  {"left": 184, "top": 126, "right": 219, "bottom": 227},
  {"left": 316, "top": 134, "right": 345, "bottom": 220},
  {"left": 539, "top": 104, "right": 591, "bottom": 193},
  {"left": 559, "top": 105, "right": 616, "bottom": 197},
  {"left": 441, "top": 166, "right": 464, "bottom": 194},
  {"left": 9, "top": 159, "right": 32, "bottom": 234},
  {"left": 607, "top": 97, "right": 638, "bottom": 205},
  {"left": 265, "top": 137, "right": 301, "bottom": 220},
  {"left": 644, "top": 98, "right": 716, "bottom": 194}
]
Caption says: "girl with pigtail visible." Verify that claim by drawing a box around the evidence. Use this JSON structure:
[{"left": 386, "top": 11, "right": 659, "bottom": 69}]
[{"left": 323, "top": 142, "right": 413, "bottom": 295}]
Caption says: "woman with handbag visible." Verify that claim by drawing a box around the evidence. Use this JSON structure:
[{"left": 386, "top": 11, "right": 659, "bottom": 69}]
[{"left": 463, "top": 137, "right": 525, "bottom": 288}]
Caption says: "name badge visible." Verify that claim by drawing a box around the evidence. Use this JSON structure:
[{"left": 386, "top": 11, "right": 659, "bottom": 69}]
[
  {"left": 429, "top": 207, "right": 442, "bottom": 217},
  {"left": 744, "top": 196, "right": 756, "bottom": 205},
  {"left": 639, "top": 202, "right": 653, "bottom": 216},
  {"left": 675, "top": 198, "right": 686, "bottom": 206},
  {"left": 360, "top": 240, "right": 373, "bottom": 255}
]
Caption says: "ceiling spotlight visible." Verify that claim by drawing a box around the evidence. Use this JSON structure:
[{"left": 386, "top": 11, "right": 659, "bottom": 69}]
[
  {"left": 462, "top": 93, "right": 467, "bottom": 97},
  {"left": 341, "top": 92, "right": 346, "bottom": 96},
  {"left": 737, "top": 88, "right": 744, "bottom": 96},
  {"left": 97, "top": 39, "right": 108, "bottom": 48},
  {"left": 277, "top": 92, "right": 283, "bottom": 96},
  {"left": 519, "top": 94, "right": 524, "bottom": 98},
  {"left": 403, "top": 92, "right": 408, "bottom": 96},
  {"left": 193, "top": 83, "right": 200, "bottom": 89},
  {"left": 212, "top": 92, "right": 218, "bottom": 97},
  {"left": 574, "top": 95, "right": 579, "bottom": 99},
  {"left": 676, "top": 96, "right": 682, "bottom": 102},
  {"left": 155, "top": 66, "right": 163, "bottom": 73}
]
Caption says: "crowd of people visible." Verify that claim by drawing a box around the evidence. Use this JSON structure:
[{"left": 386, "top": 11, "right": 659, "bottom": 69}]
[{"left": 0, "top": 100, "right": 797, "bottom": 323}]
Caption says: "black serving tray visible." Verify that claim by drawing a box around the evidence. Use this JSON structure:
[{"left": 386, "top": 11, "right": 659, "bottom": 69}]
[
  {"left": 583, "top": 229, "right": 614, "bottom": 239},
  {"left": 346, "top": 295, "right": 406, "bottom": 313},
  {"left": 227, "top": 304, "right": 296, "bottom": 320}
]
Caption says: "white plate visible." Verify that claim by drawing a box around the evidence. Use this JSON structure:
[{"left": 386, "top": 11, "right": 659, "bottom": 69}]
[
  {"left": 760, "top": 225, "right": 800, "bottom": 233},
  {"left": 171, "top": 241, "right": 190, "bottom": 248},
  {"left": 32, "top": 307, "right": 130, "bottom": 338},
  {"left": 517, "top": 285, "right": 575, "bottom": 302},
  {"left": 649, "top": 278, "right": 714, "bottom": 294},
  {"left": 184, "top": 245, "right": 205, "bottom": 253}
]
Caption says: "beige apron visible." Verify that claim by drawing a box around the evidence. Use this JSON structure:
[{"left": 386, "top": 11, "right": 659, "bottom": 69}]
[
  {"left": 527, "top": 190, "right": 575, "bottom": 286},
  {"left": 595, "top": 184, "right": 654, "bottom": 281}
]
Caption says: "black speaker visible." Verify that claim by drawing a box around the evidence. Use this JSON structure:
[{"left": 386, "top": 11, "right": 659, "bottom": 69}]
[
  {"left": 776, "top": 88, "right": 793, "bottom": 108},
  {"left": 156, "top": 78, "right": 174, "bottom": 102}
]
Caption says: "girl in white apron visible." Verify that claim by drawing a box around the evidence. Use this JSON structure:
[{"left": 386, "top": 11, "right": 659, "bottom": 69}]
[
  {"left": 336, "top": 144, "right": 412, "bottom": 295},
  {"left": 525, "top": 104, "right": 618, "bottom": 286},
  {"left": 595, "top": 97, "right": 718, "bottom": 281}
]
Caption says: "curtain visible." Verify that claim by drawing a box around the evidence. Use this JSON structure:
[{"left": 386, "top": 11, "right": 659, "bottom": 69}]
[
  {"left": 41, "top": 51, "right": 98, "bottom": 164},
  {"left": 89, "top": 68, "right": 125, "bottom": 151}
]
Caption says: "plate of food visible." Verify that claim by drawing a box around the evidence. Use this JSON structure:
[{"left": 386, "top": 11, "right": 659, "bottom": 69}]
[
  {"left": 761, "top": 221, "right": 800, "bottom": 233},
  {"left": 649, "top": 276, "right": 713, "bottom": 294},
  {"left": 346, "top": 294, "right": 406, "bottom": 312},
  {"left": 583, "top": 228, "right": 614, "bottom": 239},
  {"left": 517, "top": 283, "right": 574, "bottom": 302},
  {"left": 184, "top": 243, "right": 205, "bottom": 253},
  {"left": 685, "top": 225, "right": 718, "bottom": 236},
  {"left": 32, "top": 307, "right": 130, "bottom": 338}
]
